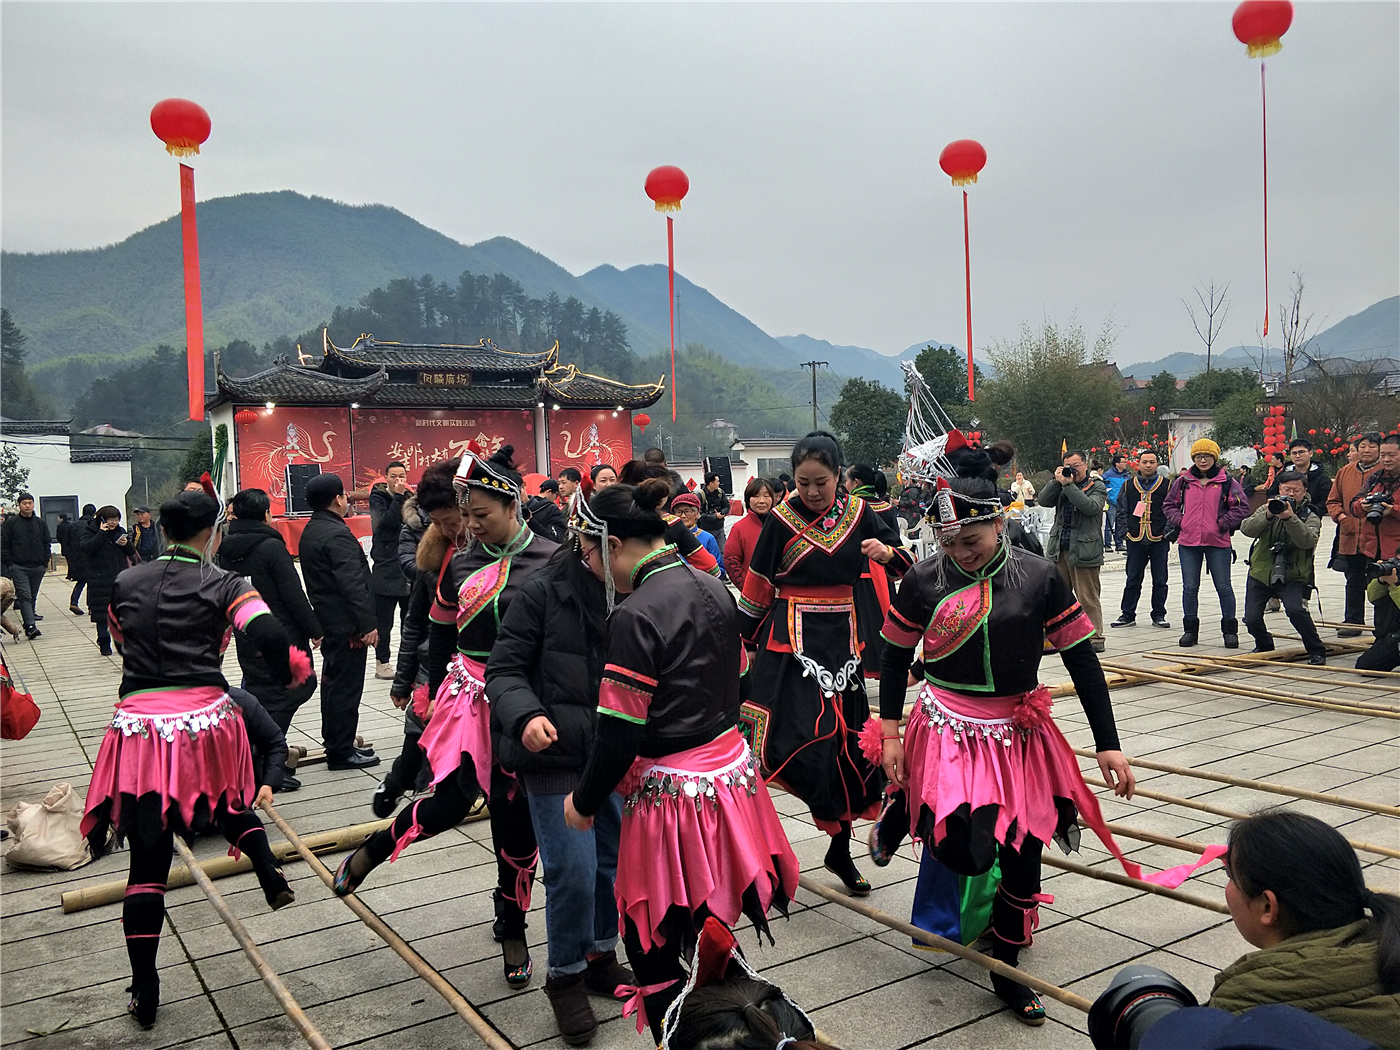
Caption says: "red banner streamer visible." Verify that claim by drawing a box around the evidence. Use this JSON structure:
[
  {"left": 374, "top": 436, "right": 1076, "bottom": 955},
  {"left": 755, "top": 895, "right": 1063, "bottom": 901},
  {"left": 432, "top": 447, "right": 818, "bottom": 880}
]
[
  {"left": 1260, "top": 62, "right": 1270, "bottom": 337},
  {"left": 667, "top": 215, "right": 677, "bottom": 421},
  {"left": 179, "top": 164, "right": 205, "bottom": 421},
  {"left": 962, "top": 190, "right": 975, "bottom": 402}
]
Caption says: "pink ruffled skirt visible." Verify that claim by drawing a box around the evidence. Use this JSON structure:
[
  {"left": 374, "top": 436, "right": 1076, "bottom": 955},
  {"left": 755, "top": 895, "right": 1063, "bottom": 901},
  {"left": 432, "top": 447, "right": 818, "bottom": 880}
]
[
  {"left": 903, "top": 683, "right": 1143, "bottom": 879},
  {"left": 615, "top": 728, "right": 799, "bottom": 953},
  {"left": 418, "top": 654, "right": 492, "bottom": 795},
  {"left": 81, "top": 687, "right": 255, "bottom": 846}
]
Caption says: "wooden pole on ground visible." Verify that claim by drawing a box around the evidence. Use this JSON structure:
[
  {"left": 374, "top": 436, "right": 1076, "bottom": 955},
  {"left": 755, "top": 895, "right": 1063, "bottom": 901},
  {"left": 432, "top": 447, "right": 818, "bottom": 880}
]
[
  {"left": 1038, "top": 856, "right": 1228, "bottom": 914},
  {"left": 1143, "top": 652, "right": 1400, "bottom": 694},
  {"left": 1072, "top": 748, "right": 1400, "bottom": 818},
  {"left": 797, "top": 875, "right": 1093, "bottom": 1013},
  {"left": 261, "top": 801, "right": 513, "bottom": 1050},
  {"left": 61, "top": 819, "right": 393, "bottom": 913},
  {"left": 172, "top": 837, "right": 333, "bottom": 1050},
  {"left": 1150, "top": 647, "right": 1400, "bottom": 681}
]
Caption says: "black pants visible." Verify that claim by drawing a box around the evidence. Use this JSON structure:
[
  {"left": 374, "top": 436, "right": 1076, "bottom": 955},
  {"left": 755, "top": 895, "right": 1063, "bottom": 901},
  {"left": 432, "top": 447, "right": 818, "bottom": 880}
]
[
  {"left": 70, "top": 579, "right": 86, "bottom": 606},
  {"left": 622, "top": 905, "right": 716, "bottom": 1042},
  {"left": 1357, "top": 598, "right": 1400, "bottom": 671},
  {"left": 385, "top": 707, "right": 428, "bottom": 796},
  {"left": 1120, "top": 540, "right": 1168, "bottom": 621},
  {"left": 1243, "top": 577, "right": 1324, "bottom": 657},
  {"left": 95, "top": 614, "right": 112, "bottom": 652},
  {"left": 320, "top": 632, "right": 367, "bottom": 760},
  {"left": 1338, "top": 554, "right": 1370, "bottom": 625},
  {"left": 237, "top": 636, "right": 316, "bottom": 734},
  {"left": 9, "top": 565, "right": 45, "bottom": 629},
  {"left": 374, "top": 594, "right": 408, "bottom": 664}
]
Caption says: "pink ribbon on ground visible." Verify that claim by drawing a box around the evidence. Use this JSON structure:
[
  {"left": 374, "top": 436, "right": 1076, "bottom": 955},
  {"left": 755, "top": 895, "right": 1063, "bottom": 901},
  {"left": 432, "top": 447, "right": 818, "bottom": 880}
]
[
  {"left": 617, "top": 979, "right": 679, "bottom": 1036},
  {"left": 1140, "top": 843, "right": 1228, "bottom": 889}
]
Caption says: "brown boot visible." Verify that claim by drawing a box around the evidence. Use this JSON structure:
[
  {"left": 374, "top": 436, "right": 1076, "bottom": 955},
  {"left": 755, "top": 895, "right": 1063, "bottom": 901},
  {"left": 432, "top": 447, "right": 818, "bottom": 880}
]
[{"left": 545, "top": 971, "right": 598, "bottom": 1046}]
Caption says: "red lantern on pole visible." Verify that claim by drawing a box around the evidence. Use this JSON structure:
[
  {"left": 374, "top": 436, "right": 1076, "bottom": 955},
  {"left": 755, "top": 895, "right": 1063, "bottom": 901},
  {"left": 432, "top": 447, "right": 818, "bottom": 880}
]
[
  {"left": 151, "top": 98, "right": 212, "bottom": 422},
  {"left": 1233, "top": 1, "right": 1293, "bottom": 337},
  {"left": 645, "top": 166, "right": 690, "bottom": 422},
  {"left": 939, "top": 140, "right": 987, "bottom": 403},
  {"left": 234, "top": 408, "right": 258, "bottom": 426},
  {"left": 633, "top": 413, "right": 651, "bottom": 430}
]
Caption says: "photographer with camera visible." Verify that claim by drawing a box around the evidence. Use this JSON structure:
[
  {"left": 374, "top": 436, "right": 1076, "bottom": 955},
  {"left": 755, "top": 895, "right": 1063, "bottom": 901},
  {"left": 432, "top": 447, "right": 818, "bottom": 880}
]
[
  {"left": 1355, "top": 557, "right": 1400, "bottom": 672},
  {"left": 1328, "top": 432, "right": 1384, "bottom": 636},
  {"left": 1037, "top": 449, "right": 1107, "bottom": 650},
  {"left": 1240, "top": 470, "right": 1327, "bottom": 664},
  {"left": 1349, "top": 433, "right": 1400, "bottom": 565}
]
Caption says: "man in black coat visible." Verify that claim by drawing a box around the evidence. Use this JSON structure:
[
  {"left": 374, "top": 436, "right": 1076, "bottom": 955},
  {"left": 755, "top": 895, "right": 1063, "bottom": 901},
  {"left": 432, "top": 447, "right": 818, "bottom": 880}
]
[
  {"left": 1, "top": 493, "right": 52, "bottom": 639},
  {"left": 66, "top": 504, "right": 96, "bottom": 613},
  {"left": 369, "top": 461, "right": 411, "bottom": 680},
  {"left": 298, "top": 473, "right": 379, "bottom": 770},
  {"left": 525, "top": 482, "right": 568, "bottom": 544},
  {"left": 219, "top": 489, "right": 324, "bottom": 787}
]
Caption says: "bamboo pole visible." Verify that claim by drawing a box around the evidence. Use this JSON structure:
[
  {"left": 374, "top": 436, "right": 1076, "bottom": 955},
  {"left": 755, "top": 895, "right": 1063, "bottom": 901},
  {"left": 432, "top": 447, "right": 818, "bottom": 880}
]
[
  {"left": 61, "top": 819, "right": 393, "bottom": 913},
  {"left": 1105, "top": 822, "right": 1208, "bottom": 855},
  {"left": 1081, "top": 776, "right": 1400, "bottom": 861},
  {"left": 1150, "top": 647, "right": 1400, "bottom": 682},
  {"left": 1143, "top": 651, "right": 1400, "bottom": 695},
  {"left": 1317, "top": 621, "right": 1375, "bottom": 633},
  {"left": 1072, "top": 748, "right": 1400, "bottom": 819},
  {"left": 1038, "top": 856, "right": 1229, "bottom": 914},
  {"left": 172, "top": 837, "right": 333, "bottom": 1050},
  {"left": 261, "top": 801, "right": 513, "bottom": 1050},
  {"left": 797, "top": 876, "right": 1093, "bottom": 1013},
  {"left": 1097, "top": 658, "right": 1400, "bottom": 720}
]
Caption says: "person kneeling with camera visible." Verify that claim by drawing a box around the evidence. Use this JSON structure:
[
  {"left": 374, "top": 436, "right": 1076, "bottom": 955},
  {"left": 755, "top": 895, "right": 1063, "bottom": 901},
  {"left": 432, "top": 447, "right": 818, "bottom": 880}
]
[
  {"left": 1355, "top": 558, "right": 1400, "bottom": 672},
  {"left": 1240, "top": 470, "right": 1327, "bottom": 664}
]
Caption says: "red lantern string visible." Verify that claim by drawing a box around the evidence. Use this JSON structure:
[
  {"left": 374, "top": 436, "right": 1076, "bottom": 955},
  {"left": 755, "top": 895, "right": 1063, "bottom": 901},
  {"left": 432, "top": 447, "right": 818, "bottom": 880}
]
[
  {"left": 1261, "top": 61, "right": 1270, "bottom": 336},
  {"left": 645, "top": 166, "right": 690, "bottom": 422},
  {"left": 939, "top": 140, "right": 987, "bottom": 402}
]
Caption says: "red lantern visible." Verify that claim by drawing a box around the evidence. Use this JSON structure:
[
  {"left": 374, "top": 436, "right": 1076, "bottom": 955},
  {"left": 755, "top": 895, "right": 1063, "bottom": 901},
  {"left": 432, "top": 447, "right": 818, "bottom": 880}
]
[
  {"left": 939, "top": 140, "right": 987, "bottom": 186},
  {"left": 1308, "top": 428, "right": 1316, "bottom": 435},
  {"left": 1233, "top": 0, "right": 1293, "bottom": 58},
  {"left": 1142, "top": 420, "right": 1150, "bottom": 426},
  {"left": 234, "top": 408, "right": 258, "bottom": 426},
  {"left": 150, "top": 98, "right": 211, "bottom": 156},
  {"left": 645, "top": 166, "right": 690, "bottom": 213},
  {"left": 1113, "top": 417, "right": 1121, "bottom": 423},
  {"left": 633, "top": 413, "right": 651, "bottom": 430},
  {"left": 1324, "top": 428, "right": 1332, "bottom": 434},
  {"left": 1149, "top": 405, "right": 1156, "bottom": 412}
]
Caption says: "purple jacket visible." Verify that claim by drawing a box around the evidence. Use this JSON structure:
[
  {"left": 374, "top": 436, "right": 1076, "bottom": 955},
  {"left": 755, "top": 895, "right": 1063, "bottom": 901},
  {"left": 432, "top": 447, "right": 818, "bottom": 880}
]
[{"left": 1164, "top": 467, "right": 1248, "bottom": 548}]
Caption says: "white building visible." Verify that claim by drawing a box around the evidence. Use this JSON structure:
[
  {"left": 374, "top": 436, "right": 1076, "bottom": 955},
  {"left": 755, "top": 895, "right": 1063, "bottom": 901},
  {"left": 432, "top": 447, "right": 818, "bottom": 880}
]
[{"left": 1, "top": 419, "right": 134, "bottom": 534}]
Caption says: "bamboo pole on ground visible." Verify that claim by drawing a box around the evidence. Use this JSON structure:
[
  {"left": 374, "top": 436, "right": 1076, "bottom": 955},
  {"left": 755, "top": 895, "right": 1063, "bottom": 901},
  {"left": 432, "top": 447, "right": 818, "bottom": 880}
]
[
  {"left": 61, "top": 819, "right": 393, "bottom": 913},
  {"left": 1317, "top": 621, "right": 1375, "bottom": 633},
  {"left": 1096, "top": 658, "right": 1400, "bottom": 719},
  {"left": 1081, "top": 776, "right": 1400, "bottom": 861},
  {"left": 260, "top": 801, "right": 512, "bottom": 1050},
  {"left": 1149, "top": 647, "right": 1400, "bottom": 682},
  {"left": 1037, "top": 855, "right": 1228, "bottom": 914},
  {"left": 1143, "top": 652, "right": 1400, "bottom": 694},
  {"left": 1071, "top": 748, "right": 1400, "bottom": 819},
  {"left": 797, "top": 876, "right": 1093, "bottom": 1013},
  {"left": 172, "top": 837, "right": 333, "bottom": 1050}
]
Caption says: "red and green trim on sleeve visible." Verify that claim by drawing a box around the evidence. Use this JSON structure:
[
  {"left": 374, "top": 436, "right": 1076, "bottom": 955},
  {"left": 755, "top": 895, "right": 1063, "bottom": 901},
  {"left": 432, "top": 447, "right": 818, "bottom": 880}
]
[
  {"left": 1045, "top": 602, "right": 1095, "bottom": 651},
  {"left": 599, "top": 663, "right": 657, "bottom": 725}
]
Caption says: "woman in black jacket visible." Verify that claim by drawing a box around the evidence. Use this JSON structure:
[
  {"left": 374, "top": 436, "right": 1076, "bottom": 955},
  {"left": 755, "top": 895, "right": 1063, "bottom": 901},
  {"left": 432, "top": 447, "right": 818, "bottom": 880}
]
[
  {"left": 83, "top": 506, "right": 136, "bottom": 655},
  {"left": 485, "top": 532, "right": 633, "bottom": 1045}
]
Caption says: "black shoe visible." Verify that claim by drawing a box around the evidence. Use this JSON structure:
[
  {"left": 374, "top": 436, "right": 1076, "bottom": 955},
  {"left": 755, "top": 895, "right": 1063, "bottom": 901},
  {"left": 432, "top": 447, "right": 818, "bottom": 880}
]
[
  {"left": 278, "top": 774, "right": 301, "bottom": 792},
  {"left": 823, "top": 832, "right": 871, "bottom": 896},
  {"left": 262, "top": 867, "right": 296, "bottom": 910},
  {"left": 545, "top": 971, "right": 596, "bottom": 1044},
  {"left": 354, "top": 744, "right": 376, "bottom": 757},
  {"left": 502, "top": 936, "right": 532, "bottom": 989},
  {"left": 69, "top": 604, "right": 83, "bottom": 615},
  {"left": 1151, "top": 616, "right": 1172, "bottom": 629},
  {"left": 24, "top": 626, "right": 41, "bottom": 640},
  {"left": 33, "top": 614, "right": 43, "bottom": 621},
  {"left": 991, "top": 972, "right": 1046, "bottom": 1026},
  {"left": 327, "top": 751, "right": 381, "bottom": 771},
  {"left": 582, "top": 950, "right": 635, "bottom": 998},
  {"left": 1308, "top": 654, "right": 1327, "bottom": 665},
  {"left": 127, "top": 976, "right": 159, "bottom": 1028},
  {"left": 333, "top": 846, "right": 377, "bottom": 896},
  {"left": 99, "top": 644, "right": 113, "bottom": 657},
  {"left": 1336, "top": 625, "right": 1363, "bottom": 638},
  {"left": 1090, "top": 638, "right": 1105, "bottom": 654},
  {"left": 1251, "top": 642, "right": 1275, "bottom": 654},
  {"left": 1221, "top": 618, "right": 1240, "bottom": 649},
  {"left": 1179, "top": 617, "right": 1199, "bottom": 647},
  {"left": 371, "top": 781, "right": 401, "bottom": 818},
  {"left": 1110, "top": 615, "right": 1136, "bottom": 628}
]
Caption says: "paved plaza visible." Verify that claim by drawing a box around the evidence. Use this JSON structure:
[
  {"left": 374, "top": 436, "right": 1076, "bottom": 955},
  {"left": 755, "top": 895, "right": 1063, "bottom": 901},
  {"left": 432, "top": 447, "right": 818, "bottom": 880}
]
[{"left": 2, "top": 526, "right": 1397, "bottom": 1050}]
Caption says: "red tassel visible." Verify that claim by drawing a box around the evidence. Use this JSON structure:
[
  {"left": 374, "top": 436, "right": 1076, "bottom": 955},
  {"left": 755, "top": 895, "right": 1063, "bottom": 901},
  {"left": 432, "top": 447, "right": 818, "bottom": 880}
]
[{"left": 287, "top": 647, "right": 314, "bottom": 687}]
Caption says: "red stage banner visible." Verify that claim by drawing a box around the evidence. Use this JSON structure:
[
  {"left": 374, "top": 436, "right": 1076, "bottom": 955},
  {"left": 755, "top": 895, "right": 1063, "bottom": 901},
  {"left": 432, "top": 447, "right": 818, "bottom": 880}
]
[
  {"left": 180, "top": 164, "right": 205, "bottom": 421},
  {"left": 547, "top": 410, "right": 633, "bottom": 478},
  {"left": 233, "top": 407, "right": 354, "bottom": 515},
  {"left": 350, "top": 408, "right": 537, "bottom": 487}
]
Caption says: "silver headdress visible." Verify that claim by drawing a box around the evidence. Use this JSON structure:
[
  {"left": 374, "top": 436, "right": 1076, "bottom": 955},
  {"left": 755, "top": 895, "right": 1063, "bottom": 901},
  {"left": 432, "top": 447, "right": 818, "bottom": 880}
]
[{"left": 567, "top": 491, "right": 616, "bottom": 613}]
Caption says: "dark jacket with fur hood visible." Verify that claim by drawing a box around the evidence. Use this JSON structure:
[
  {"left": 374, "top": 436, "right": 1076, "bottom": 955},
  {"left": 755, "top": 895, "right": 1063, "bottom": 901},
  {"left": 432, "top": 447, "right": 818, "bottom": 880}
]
[{"left": 391, "top": 521, "right": 452, "bottom": 700}]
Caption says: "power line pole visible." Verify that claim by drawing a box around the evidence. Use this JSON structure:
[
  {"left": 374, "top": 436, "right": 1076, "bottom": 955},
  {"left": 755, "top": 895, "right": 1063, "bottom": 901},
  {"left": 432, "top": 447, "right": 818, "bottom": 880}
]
[{"left": 801, "top": 361, "right": 827, "bottom": 430}]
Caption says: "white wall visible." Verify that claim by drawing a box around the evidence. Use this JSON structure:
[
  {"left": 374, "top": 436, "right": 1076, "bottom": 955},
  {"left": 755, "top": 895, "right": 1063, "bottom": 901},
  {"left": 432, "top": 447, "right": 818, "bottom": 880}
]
[{"left": 4, "top": 436, "right": 132, "bottom": 518}]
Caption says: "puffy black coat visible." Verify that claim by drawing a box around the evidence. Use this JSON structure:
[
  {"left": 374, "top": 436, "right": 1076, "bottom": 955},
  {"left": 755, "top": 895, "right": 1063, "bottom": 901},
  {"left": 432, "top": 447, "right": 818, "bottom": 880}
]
[
  {"left": 486, "top": 546, "right": 607, "bottom": 780},
  {"left": 217, "top": 520, "right": 323, "bottom": 644},
  {"left": 81, "top": 523, "right": 135, "bottom": 620},
  {"left": 524, "top": 496, "right": 568, "bottom": 545},
  {"left": 396, "top": 495, "right": 427, "bottom": 581},
  {"left": 369, "top": 485, "right": 410, "bottom": 597},
  {"left": 228, "top": 687, "right": 288, "bottom": 791},
  {"left": 298, "top": 510, "right": 375, "bottom": 637},
  {"left": 65, "top": 514, "right": 96, "bottom": 581}
]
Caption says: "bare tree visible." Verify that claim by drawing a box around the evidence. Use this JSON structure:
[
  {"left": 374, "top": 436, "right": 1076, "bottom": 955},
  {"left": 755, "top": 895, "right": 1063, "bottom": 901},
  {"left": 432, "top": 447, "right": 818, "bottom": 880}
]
[
  {"left": 1290, "top": 356, "right": 1393, "bottom": 440},
  {"left": 1181, "top": 279, "right": 1231, "bottom": 404},
  {"left": 1247, "top": 271, "right": 1319, "bottom": 399}
]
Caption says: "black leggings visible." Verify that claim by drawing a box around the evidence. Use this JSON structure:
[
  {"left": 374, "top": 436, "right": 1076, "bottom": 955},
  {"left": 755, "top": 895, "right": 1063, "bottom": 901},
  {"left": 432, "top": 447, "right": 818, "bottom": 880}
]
[
  {"left": 365, "top": 761, "right": 537, "bottom": 934},
  {"left": 122, "top": 809, "right": 275, "bottom": 985},
  {"left": 622, "top": 906, "right": 716, "bottom": 1043}
]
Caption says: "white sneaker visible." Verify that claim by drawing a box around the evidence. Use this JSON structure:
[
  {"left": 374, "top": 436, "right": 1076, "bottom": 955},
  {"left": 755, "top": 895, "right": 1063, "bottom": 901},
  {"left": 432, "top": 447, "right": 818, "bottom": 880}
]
[{"left": 375, "top": 661, "right": 394, "bottom": 680}]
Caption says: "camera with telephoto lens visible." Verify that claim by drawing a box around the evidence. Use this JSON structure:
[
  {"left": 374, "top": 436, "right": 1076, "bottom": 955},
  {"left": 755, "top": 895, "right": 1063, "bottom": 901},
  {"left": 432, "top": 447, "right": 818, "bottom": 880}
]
[
  {"left": 1268, "top": 542, "right": 1291, "bottom": 586},
  {"left": 1267, "top": 494, "right": 1294, "bottom": 516},
  {"left": 1362, "top": 491, "right": 1393, "bottom": 524},
  {"left": 1088, "top": 965, "right": 1199, "bottom": 1050},
  {"left": 1366, "top": 555, "right": 1400, "bottom": 582},
  {"left": 1060, "top": 466, "right": 1077, "bottom": 481}
]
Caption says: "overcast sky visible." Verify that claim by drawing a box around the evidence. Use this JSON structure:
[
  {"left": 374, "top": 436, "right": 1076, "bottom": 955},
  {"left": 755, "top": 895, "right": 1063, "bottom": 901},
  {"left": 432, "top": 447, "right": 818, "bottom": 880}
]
[{"left": 3, "top": 2, "right": 1396, "bottom": 365}]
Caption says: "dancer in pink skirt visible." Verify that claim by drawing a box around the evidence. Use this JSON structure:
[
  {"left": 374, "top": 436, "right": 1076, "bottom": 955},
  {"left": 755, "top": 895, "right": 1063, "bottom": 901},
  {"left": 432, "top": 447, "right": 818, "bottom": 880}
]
[
  {"left": 564, "top": 479, "right": 799, "bottom": 1044},
  {"left": 873, "top": 454, "right": 1138, "bottom": 1026},
  {"left": 82, "top": 491, "right": 306, "bottom": 1028},
  {"left": 334, "top": 446, "right": 556, "bottom": 988}
]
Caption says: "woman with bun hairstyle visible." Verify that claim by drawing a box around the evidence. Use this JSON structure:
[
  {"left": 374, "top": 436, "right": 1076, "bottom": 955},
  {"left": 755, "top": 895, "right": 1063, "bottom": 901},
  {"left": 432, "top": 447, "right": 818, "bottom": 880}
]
[
  {"left": 737, "top": 432, "right": 911, "bottom": 897},
  {"left": 81, "top": 491, "right": 306, "bottom": 1028},
  {"left": 563, "top": 478, "right": 797, "bottom": 1043},
  {"left": 334, "top": 446, "right": 557, "bottom": 990},
  {"left": 1212, "top": 811, "right": 1400, "bottom": 1047},
  {"left": 845, "top": 464, "right": 903, "bottom": 679},
  {"left": 618, "top": 460, "right": 721, "bottom": 576}
]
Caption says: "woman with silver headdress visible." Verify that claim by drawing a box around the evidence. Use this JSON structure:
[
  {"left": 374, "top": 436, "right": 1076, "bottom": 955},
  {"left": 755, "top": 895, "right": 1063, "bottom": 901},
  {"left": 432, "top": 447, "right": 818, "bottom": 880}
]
[
  {"left": 872, "top": 451, "right": 1138, "bottom": 1026},
  {"left": 563, "top": 478, "right": 798, "bottom": 1044},
  {"left": 81, "top": 491, "right": 307, "bottom": 1028},
  {"left": 333, "top": 446, "right": 555, "bottom": 991}
]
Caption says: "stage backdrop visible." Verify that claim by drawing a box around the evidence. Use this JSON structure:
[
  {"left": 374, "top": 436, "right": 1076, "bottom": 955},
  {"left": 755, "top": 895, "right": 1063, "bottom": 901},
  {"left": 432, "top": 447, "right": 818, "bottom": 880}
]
[
  {"left": 233, "top": 407, "right": 354, "bottom": 515},
  {"left": 548, "top": 410, "right": 633, "bottom": 478},
  {"left": 350, "top": 408, "right": 538, "bottom": 486}
]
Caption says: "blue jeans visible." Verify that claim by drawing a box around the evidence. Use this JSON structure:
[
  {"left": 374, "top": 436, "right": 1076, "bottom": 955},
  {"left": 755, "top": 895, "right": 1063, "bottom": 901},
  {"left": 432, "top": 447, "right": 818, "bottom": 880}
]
[
  {"left": 1178, "top": 544, "right": 1236, "bottom": 620},
  {"left": 530, "top": 790, "right": 622, "bottom": 976},
  {"left": 1103, "top": 504, "right": 1118, "bottom": 548}
]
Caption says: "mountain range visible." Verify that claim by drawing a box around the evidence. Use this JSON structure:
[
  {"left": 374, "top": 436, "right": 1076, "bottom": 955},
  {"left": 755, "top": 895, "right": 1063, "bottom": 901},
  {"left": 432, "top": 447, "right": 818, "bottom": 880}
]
[{"left": 2, "top": 190, "right": 1393, "bottom": 398}]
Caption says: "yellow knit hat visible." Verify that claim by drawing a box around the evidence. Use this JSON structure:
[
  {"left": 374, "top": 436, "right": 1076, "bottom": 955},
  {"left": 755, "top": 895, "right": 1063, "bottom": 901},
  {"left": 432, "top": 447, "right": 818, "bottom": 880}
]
[{"left": 1190, "top": 438, "right": 1221, "bottom": 460}]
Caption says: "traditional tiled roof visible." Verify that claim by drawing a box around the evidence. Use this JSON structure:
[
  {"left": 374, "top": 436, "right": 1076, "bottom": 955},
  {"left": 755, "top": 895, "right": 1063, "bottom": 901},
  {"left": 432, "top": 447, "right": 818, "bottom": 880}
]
[
  {"left": 0, "top": 418, "right": 72, "bottom": 436},
  {"left": 70, "top": 447, "right": 134, "bottom": 464},
  {"left": 541, "top": 364, "right": 666, "bottom": 409},
  {"left": 370, "top": 384, "right": 539, "bottom": 408},
  {"left": 211, "top": 362, "right": 389, "bottom": 406},
  {"left": 326, "top": 335, "right": 557, "bottom": 374}
]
